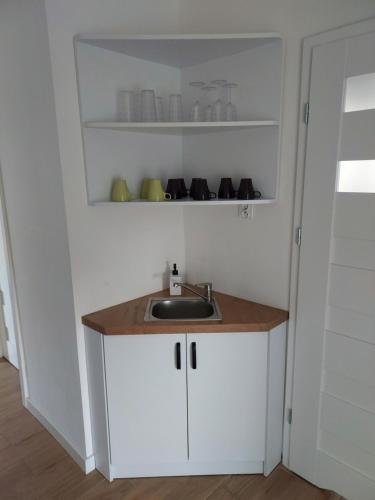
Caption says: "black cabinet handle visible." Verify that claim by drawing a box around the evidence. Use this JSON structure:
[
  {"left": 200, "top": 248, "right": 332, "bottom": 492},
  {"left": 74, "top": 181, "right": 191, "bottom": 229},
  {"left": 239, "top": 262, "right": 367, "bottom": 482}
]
[
  {"left": 191, "top": 342, "right": 197, "bottom": 369},
  {"left": 175, "top": 342, "right": 181, "bottom": 370}
]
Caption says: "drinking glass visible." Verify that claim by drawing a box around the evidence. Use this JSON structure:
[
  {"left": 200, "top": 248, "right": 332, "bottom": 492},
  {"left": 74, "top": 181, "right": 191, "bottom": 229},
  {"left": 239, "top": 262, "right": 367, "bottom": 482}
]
[
  {"left": 189, "top": 81, "right": 205, "bottom": 122},
  {"left": 141, "top": 89, "right": 157, "bottom": 122},
  {"left": 223, "top": 83, "right": 238, "bottom": 121},
  {"left": 169, "top": 94, "right": 183, "bottom": 122},
  {"left": 201, "top": 85, "right": 216, "bottom": 121},
  {"left": 211, "top": 80, "right": 227, "bottom": 121},
  {"left": 118, "top": 90, "right": 137, "bottom": 122},
  {"left": 156, "top": 97, "right": 164, "bottom": 122}
]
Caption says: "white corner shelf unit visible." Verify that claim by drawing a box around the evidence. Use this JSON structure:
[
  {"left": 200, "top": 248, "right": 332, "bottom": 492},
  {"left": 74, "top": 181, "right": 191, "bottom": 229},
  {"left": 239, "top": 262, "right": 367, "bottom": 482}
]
[{"left": 74, "top": 34, "right": 284, "bottom": 206}]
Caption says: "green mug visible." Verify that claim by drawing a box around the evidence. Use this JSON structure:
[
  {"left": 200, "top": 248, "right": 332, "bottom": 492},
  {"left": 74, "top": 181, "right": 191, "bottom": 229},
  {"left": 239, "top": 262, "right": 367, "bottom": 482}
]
[
  {"left": 111, "top": 178, "right": 135, "bottom": 202},
  {"left": 147, "top": 179, "right": 172, "bottom": 202},
  {"left": 140, "top": 178, "right": 151, "bottom": 199}
]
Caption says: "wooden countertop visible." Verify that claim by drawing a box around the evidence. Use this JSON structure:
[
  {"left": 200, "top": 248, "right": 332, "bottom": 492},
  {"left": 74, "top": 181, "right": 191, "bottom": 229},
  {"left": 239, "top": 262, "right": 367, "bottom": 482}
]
[{"left": 82, "top": 289, "right": 288, "bottom": 335}]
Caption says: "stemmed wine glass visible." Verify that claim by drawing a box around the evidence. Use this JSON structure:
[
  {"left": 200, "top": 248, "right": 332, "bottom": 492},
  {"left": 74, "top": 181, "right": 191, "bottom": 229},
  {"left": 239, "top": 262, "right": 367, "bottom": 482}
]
[
  {"left": 189, "top": 81, "right": 205, "bottom": 122},
  {"left": 211, "top": 79, "right": 227, "bottom": 121},
  {"left": 223, "top": 83, "right": 238, "bottom": 121},
  {"left": 201, "top": 85, "right": 216, "bottom": 121}
]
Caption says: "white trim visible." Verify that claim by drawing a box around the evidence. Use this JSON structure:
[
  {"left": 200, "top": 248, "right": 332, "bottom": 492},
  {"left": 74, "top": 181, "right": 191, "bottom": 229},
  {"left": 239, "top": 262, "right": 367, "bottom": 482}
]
[
  {"left": 25, "top": 399, "right": 95, "bottom": 474},
  {"left": 0, "top": 165, "right": 28, "bottom": 402},
  {"left": 111, "top": 460, "right": 263, "bottom": 479},
  {"left": 84, "top": 120, "right": 278, "bottom": 130},
  {"left": 285, "top": 15, "right": 375, "bottom": 469},
  {"left": 76, "top": 33, "right": 282, "bottom": 42}
]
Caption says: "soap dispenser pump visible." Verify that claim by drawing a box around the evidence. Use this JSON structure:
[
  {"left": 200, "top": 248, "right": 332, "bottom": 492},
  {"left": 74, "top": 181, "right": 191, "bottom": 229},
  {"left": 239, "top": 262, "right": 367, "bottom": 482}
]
[{"left": 169, "top": 263, "right": 182, "bottom": 296}]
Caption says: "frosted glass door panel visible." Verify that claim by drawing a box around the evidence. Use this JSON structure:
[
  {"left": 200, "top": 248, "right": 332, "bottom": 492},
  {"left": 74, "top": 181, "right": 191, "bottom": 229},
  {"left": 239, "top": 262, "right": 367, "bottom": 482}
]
[
  {"left": 337, "top": 160, "right": 375, "bottom": 193},
  {"left": 345, "top": 73, "right": 375, "bottom": 112}
]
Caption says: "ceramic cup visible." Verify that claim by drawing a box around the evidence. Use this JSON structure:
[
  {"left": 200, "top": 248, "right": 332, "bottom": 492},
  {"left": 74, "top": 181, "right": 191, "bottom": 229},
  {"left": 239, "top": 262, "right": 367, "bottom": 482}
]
[
  {"left": 218, "top": 177, "right": 236, "bottom": 199},
  {"left": 147, "top": 179, "right": 172, "bottom": 202},
  {"left": 166, "top": 178, "right": 188, "bottom": 199},
  {"left": 237, "top": 178, "right": 261, "bottom": 200},
  {"left": 111, "top": 177, "right": 135, "bottom": 202},
  {"left": 140, "top": 178, "right": 151, "bottom": 199}
]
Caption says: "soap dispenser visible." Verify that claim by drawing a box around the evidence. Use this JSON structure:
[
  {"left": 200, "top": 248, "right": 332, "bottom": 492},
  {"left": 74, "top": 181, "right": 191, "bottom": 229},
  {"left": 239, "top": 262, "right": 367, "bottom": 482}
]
[{"left": 169, "top": 263, "right": 182, "bottom": 296}]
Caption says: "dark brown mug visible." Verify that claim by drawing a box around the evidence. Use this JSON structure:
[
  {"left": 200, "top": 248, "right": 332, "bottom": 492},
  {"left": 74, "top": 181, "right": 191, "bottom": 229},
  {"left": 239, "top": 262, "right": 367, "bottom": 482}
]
[
  {"left": 189, "top": 178, "right": 201, "bottom": 199},
  {"left": 192, "top": 178, "right": 216, "bottom": 201},
  {"left": 218, "top": 177, "right": 236, "bottom": 199},
  {"left": 167, "top": 178, "right": 185, "bottom": 199},
  {"left": 237, "top": 178, "right": 261, "bottom": 200},
  {"left": 177, "top": 178, "right": 188, "bottom": 198}
]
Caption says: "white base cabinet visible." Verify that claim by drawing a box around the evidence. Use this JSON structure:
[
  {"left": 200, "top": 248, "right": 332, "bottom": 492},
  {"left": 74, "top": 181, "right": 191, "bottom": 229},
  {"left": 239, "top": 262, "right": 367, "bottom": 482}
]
[{"left": 85, "top": 324, "right": 286, "bottom": 481}]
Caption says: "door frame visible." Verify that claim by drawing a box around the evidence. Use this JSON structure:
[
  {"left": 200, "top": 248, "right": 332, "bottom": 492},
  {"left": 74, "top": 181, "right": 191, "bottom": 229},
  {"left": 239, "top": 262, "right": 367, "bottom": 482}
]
[
  {"left": 284, "top": 16, "right": 375, "bottom": 468},
  {"left": 0, "top": 164, "right": 28, "bottom": 403}
]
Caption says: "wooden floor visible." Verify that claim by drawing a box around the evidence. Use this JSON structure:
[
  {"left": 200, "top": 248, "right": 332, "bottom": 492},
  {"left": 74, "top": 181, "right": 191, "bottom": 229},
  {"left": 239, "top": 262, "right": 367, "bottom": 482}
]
[{"left": 0, "top": 358, "right": 343, "bottom": 500}]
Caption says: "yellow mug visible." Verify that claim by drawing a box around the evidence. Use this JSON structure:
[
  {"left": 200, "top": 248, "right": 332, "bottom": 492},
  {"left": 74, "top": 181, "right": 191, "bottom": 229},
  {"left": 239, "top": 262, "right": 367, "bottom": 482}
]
[
  {"left": 111, "top": 178, "right": 135, "bottom": 202},
  {"left": 147, "top": 179, "right": 172, "bottom": 202},
  {"left": 140, "top": 178, "right": 151, "bottom": 199}
]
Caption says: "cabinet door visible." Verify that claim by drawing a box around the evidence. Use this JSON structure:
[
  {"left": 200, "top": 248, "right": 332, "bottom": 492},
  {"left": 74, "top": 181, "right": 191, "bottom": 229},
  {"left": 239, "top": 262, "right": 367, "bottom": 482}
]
[
  {"left": 104, "top": 334, "right": 187, "bottom": 466},
  {"left": 187, "top": 333, "right": 268, "bottom": 462}
]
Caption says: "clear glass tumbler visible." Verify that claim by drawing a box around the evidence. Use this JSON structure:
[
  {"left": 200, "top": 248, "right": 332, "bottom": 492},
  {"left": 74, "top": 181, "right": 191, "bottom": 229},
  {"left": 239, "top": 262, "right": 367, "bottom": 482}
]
[
  {"left": 140, "top": 89, "right": 157, "bottom": 122},
  {"left": 189, "top": 81, "right": 205, "bottom": 122},
  {"left": 118, "top": 90, "right": 137, "bottom": 122},
  {"left": 201, "top": 85, "right": 216, "bottom": 121},
  {"left": 156, "top": 97, "right": 164, "bottom": 122},
  {"left": 169, "top": 94, "right": 183, "bottom": 122}
]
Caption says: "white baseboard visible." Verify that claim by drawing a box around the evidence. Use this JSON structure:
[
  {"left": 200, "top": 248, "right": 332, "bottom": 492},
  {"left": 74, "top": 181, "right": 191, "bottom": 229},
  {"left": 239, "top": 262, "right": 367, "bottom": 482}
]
[
  {"left": 111, "top": 460, "right": 264, "bottom": 479},
  {"left": 25, "top": 399, "right": 95, "bottom": 474}
]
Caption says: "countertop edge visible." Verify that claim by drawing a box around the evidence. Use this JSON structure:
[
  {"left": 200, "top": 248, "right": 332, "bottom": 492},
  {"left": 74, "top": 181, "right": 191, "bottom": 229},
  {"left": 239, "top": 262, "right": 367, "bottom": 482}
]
[
  {"left": 82, "top": 320, "right": 288, "bottom": 335},
  {"left": 82, "top": 289, "right": 288, "bottom": 335}
]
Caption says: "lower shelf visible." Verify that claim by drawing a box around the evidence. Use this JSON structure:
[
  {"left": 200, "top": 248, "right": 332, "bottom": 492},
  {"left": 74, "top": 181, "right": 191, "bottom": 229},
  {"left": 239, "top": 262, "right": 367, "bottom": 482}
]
[{"left": 91, "top": 199, "right": 276, "bottom": 207}]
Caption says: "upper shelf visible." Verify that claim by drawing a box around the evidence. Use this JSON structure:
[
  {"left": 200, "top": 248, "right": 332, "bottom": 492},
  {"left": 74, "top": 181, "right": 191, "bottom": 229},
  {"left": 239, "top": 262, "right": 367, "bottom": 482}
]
[
  {"left": 92, "top": 199, "right": 276, "bottom": 207},
  {"left": 76, "top": 34, "right": 282, "bottom": 68},
  {"left": 84, "top": 121, "right": 279, "bottom": 134}
]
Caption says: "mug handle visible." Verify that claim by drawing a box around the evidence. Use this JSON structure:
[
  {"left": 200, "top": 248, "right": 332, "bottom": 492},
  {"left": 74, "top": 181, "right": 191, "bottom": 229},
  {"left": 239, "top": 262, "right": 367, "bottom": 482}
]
[
  {"left": 164, "top": 192, "right": 172, "bottom": 201},
  {"left": 254, "top": 191, "right": 261, "bottom": 199},
  {"left": 209, "top": 192, "right": 217, "bottom": 199}
]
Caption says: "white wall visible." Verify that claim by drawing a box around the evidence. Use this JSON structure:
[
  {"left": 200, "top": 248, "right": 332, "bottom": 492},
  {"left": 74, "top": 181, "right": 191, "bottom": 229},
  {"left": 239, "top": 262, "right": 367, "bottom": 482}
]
[
  {"left": 0, "top": 0, "right": 86, "bottom": 459},
  {"left": 181, "top": 0, "right": 375, "bottom": 309},
  {"left": 44, "top": 0, "right": 184, "bottom": 458}
]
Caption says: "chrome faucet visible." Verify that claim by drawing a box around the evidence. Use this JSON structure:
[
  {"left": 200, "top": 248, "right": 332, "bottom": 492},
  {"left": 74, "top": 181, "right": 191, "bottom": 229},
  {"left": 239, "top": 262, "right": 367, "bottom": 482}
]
[{"left": 174, "top": 282, "right": 213, "bottom": 303}]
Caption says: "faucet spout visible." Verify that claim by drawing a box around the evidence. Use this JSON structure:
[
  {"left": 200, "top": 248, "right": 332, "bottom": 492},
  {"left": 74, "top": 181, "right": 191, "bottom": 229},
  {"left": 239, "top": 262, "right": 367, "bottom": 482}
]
[{"left": 173, "top": 282, "right": 213, "bottom": 303}]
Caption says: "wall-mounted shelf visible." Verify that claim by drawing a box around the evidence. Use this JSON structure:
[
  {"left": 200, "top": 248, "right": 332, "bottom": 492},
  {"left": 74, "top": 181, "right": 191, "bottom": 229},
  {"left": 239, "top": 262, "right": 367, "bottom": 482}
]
[
  {"left": 75, "top": 33, "right": 284, "bottom": 207},
  {"left": 84, "top": 121, "right": 279, "bottom": 134},
  {"left": 91, "top": 199, "right": 276, "bottom": 207}
]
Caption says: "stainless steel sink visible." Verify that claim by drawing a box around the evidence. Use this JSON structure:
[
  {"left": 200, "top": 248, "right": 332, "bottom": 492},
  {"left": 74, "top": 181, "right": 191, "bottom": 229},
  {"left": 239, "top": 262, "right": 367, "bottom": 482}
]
[{"left": 144, "top": 297, "right": 222, "bottom": 321}]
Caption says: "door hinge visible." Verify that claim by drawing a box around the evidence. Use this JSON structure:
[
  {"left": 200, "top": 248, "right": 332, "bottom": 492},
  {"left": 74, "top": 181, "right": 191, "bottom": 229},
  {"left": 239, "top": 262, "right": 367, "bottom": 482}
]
[
  {"left": 296, "top": 226, "right": 302, "bottom": 247},
  {"left": 303, "top": 102, "right": 309, "bottom": 124},
  {"left": 4, "top": 326, "right": 9, "bottom": 341},
  {"left": 287, "top": 408, "right": 293, "bottom": 425},
  {"left": 0, "top": 290, "right": 4, "bottom": 305}
]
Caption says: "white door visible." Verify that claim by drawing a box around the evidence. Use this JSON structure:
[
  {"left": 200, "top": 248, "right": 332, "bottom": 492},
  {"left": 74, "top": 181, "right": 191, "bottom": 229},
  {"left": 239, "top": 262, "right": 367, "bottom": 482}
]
[
  {"left": 0, "top": 174, "right": 18, "bottom": 368},
  {"left": 290, "top": 20, "right": 375, "bottom": 500},
  {"left": 104, "top": 334, "right": 188, "bottom": 467},
  {"left": 187, "top": 333, "right": 268, "bottom": 463}
]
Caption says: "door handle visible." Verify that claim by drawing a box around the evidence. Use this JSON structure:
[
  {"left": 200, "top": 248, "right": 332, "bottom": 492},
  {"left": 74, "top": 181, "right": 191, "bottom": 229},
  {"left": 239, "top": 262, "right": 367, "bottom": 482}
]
[
  {"left": 191, "top": 342, "right": 197, "bottom": 369},
  {"left": 175, "top": 342, "right": 181, "bottom": 370}
]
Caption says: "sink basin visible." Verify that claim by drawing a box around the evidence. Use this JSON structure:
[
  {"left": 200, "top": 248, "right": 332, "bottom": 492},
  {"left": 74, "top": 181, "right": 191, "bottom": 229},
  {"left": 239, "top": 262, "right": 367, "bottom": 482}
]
[{"left": 144, "top": 297, "right": 222, "bottom": 321}]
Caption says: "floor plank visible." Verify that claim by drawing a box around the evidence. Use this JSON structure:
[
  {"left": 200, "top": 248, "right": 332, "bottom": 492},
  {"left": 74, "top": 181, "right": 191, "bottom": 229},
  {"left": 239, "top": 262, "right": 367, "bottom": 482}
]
[{"left": 0, "top": 358, "right": 343, "bottom": 499}]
